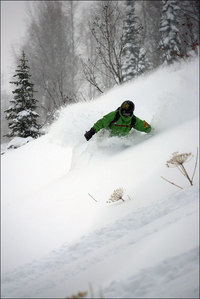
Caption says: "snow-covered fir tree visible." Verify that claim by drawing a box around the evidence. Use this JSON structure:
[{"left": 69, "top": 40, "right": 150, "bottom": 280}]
[
  {"left": 121, "top": 0, "right": 151, "bottom": 82},
  {"left": 159, "top": 0, "right": 182, "bottom": 64},
  {"left": 137, "top": 47, "right": 153, "bottom": 77},
  {"left": 121, "top": 0, "right": 139, "bottom": 82},
  {"left": 4, "top": 51, "right": 41, "bottom": 138}
]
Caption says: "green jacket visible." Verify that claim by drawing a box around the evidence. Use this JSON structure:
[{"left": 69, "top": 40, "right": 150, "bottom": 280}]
[{"left": 92, "top": 110, "right": 151, "bottom": 136}]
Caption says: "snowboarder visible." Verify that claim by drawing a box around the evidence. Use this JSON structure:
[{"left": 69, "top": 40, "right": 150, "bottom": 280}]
[{"left": 84, "top": 100, "right": 151, "bottom": 141}]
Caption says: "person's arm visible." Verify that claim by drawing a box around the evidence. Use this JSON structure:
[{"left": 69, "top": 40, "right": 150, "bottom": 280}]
[
  {"left": 133, "top": 116, "right": 151, "bottom": 133},
  {"left": 92, "top": 111, "right": 117, "bottom": 133},
  {"left": 84, "top": 111, "right": 117, "bottom": 141}
]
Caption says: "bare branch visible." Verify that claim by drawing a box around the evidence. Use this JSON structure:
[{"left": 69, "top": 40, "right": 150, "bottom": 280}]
[
  {"left": 87, "top": 1, "right": 125, "bottom": 88},
  {"left": 81, "top": 59, "right": 104, "bottom": 94},
  {"left": 191, "top": 147, "right": 198, "bottom": 181},
  {"left": 161, "top": 176, "right": 184, "bottom": 190},
  {"left": 88, "top": 193, "right": 98, "bottom": 202}
]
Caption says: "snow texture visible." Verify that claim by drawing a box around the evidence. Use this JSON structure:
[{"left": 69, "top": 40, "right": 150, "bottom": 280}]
[
  {"left": 1, "top": 57, "right": 199, "bottom": 298},
  {"left": 6, "top": 136, "right": 34, "bottom": 149}
]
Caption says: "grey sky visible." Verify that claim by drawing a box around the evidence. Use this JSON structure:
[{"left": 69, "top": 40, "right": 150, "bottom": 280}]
[{"left": 1, "top": 1, "right": 28, "bottom": 91}]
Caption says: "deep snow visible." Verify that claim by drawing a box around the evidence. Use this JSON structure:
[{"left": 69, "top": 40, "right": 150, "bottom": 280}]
[{"left": 1, "top": 57, "right": 199, "bottom": 298}]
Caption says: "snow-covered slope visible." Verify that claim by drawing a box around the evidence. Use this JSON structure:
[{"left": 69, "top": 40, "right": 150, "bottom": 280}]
[{"left": 1, "top": 57, "right": 199, "bottom": 298}]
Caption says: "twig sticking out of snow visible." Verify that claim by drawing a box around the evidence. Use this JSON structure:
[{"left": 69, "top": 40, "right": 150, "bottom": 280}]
[
  {"left": 191, "top": 147, "right": 198, "bottom": 182},
  {"left": 161, "top": 176, "right": 183, "bottom": 189},
  {"left": 88, "top": 193, "right": 98, "bottom": 202}
]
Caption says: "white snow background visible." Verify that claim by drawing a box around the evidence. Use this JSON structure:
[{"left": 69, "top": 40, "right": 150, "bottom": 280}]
[{"left": 1, "top": 57, "right": 199, "bottom": 298}]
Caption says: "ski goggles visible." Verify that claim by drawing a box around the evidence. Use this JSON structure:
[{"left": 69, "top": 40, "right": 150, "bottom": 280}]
[{"left": 121, "top": 109, "right": 133, "bottom": 117}]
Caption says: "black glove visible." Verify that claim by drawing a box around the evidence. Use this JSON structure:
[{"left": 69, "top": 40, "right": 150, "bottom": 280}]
[{"left": 84, "top": 128, "right": 95, "bottom": 141}]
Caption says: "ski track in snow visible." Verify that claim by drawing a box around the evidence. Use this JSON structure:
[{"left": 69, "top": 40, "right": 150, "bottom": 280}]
[
  {"left": 2, "top": 185, "right": 198, "bottom": 298},
  {"left": 104, "top": 247, "right": 199, "bottom": 298}
]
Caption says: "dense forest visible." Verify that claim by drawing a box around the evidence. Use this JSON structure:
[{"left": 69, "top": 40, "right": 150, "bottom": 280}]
[{"left": 1, "top": 0, "right": 199, "bottom": 142}]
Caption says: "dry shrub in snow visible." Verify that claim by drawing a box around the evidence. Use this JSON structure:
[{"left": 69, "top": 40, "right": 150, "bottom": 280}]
[
  {"left": 66, "top": 291, "right": 88, "bottom": 299},
  {"left": 107, "top": 188, "right": 125, "bottom": 203},
  {"left": 66, "top": 284, "right": 103, "bottom": 298},
  {"left": 166, "top": 152, "right": 192, "bottom": 167},
  {"left": 161, "top": 149, "right": 198, "bottom": 189}
]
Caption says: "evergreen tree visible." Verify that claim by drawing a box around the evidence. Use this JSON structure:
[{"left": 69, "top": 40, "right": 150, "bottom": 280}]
[
  {"left": 121, "top": 0, "right": 139, "bottom": 82},
  {"left": 137, "top": 47, "right": 153, "bottom": 76},
  {"left": 159, "top": 0, "right": 182, "bottom": 64},
  {"left": 121, "top": 0, "right": 151, "bottom": 82},
  {"left": 4, "top": 51, "right": 41, "bottom": 139}
]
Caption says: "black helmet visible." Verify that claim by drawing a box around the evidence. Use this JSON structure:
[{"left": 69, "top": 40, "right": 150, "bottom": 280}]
[{"left": 120, "top": 100, "right": 135, "bottom": 117}]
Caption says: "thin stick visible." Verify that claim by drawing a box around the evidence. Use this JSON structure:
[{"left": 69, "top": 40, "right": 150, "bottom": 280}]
[
  {"left": 99, "top": 286, "right": 104, "bottom": 298},
  {"left": 191, "top": 147, "right": 198, "bottom": 182},
  {"left": 88, "top": 193, "right": 98, "bottom": 202},
  {"left": 181, "top": 164, "right": 193, "bottom": 185},
  {"left": 175, "top": 164, "right": 187, "bottom": 177},
  {"left": 127, "top": 195, "right": 132, "bottom": 201},
  {"left": 89, "top": 283, "right": 94, "bottom": 298},
  {"left": 161, "top": 176, "right": 184, "bottom": 190}
]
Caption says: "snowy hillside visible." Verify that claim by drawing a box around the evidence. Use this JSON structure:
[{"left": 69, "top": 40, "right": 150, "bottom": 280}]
[{"left": 1, "top": 57, "right": 199, "bottom": 298}]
